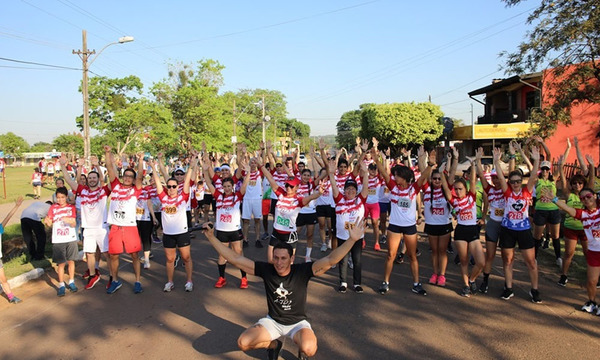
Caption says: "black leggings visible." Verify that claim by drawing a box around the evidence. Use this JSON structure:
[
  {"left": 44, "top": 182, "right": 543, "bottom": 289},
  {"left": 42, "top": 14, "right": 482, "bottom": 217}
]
[
  {"left": 337, "top": 237, "right": 362, "bottom": 285},
  {"left": 137, "top": 220, "right": 154, "bottom": 252}
]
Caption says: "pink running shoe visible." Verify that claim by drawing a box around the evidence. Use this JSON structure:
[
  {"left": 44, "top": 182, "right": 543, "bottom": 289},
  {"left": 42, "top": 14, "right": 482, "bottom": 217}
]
[
  {"left": 429, "top": 274, "right": 438, "bottom": 285},
  {"left": 437, "top": 275, "right": 447, "bottom": 287}
]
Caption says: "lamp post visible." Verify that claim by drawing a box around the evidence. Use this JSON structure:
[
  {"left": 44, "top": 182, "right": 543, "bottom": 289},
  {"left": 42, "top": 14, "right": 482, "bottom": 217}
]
[{"left": 73, "top": 30, "right": 134, "bottom": 163}]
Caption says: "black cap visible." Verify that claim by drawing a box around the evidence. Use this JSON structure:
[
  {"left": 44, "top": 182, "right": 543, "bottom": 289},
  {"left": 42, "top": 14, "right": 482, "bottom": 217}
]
[{"left": 344, "top": 178, "right": 358, "bottom": 190}]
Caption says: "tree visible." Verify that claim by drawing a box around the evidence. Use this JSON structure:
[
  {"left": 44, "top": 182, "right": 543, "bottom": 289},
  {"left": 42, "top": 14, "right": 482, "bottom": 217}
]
[
  {"left": 30, "top": 142, "right": 53, "bottom": 152},
  {"left": 336, "top": 109, "right": 362, "bottom": 150},
  {"left": 52, "top": 133, "right": 84, "bottom": 155},
  {"left": 0, "top": 132, "right": 29, "bottom": 157},
  {"left": 502, "top": 0, "right": 600, "bottom": 136},
  {"left": 359, "top": 102, "right": 444, "bottom": 151}
]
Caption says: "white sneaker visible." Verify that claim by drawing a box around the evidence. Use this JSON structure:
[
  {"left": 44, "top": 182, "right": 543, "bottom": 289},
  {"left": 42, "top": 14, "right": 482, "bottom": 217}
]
[
  {"left": 185, "top": 282, "right": 193, "bottom": 292},
  {"left": 163, "top": 282, "right": 174, "bottom": 292},
  {"left": 556, "top": 257, "right": 563, "bottom": 268},
  {"left": 144, "top": 260, "right": 151, "bottom": 269},
  {"left": 582, "top": 300, "right": 596, "bottom": 313},
  {"left": 320, "top": 243, "right": 328, "bottom": 252}
]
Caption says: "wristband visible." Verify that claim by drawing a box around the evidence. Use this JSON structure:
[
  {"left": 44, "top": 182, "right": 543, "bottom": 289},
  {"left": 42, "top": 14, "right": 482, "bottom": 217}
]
[
  {"left": 509, "top": 154, "right": 516, "bottom": 159},
  {"left": 552, "top": 196, "right": 558, "bottom": 203}
]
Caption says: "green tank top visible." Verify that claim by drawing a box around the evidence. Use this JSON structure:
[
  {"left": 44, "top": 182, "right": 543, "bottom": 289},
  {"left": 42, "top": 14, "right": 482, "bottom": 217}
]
[
  {"left": 535, "top": 178, "right": 558, "bottom": 210},
  {"left": 564, "top": 192, "right": 583, "bottom": 230}
]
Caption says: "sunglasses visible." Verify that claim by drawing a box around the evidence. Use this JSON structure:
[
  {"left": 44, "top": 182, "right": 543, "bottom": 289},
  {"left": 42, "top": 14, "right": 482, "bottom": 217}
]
[
  {"left": 509, "top": 179, "right": 522, "bottom": 184},
  {"left": 175, "top": 173, "right": 185, "bottom": 176},
  {"left": 431, "top": 177, "right": 442, "bottom": 181},
  {"left": 580, "top": 193, "right": 594, "bottom": 200},
  {"left": 166, "top": 185, "right": 178, "bottom": 189},
  {"left": 123, "top": 174, "right": 135, "bottom": 179}
]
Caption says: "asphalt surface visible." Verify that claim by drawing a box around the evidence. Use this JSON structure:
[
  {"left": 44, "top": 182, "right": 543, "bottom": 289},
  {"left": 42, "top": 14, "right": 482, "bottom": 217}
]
[{"left": 0, "top": 222, "right": 599, "bottom": 360}]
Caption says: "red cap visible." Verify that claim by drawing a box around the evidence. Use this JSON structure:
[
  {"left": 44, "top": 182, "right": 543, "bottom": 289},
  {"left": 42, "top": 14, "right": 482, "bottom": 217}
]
[{"left": 285, "top": 177, "right": 301, "bottom": 187}]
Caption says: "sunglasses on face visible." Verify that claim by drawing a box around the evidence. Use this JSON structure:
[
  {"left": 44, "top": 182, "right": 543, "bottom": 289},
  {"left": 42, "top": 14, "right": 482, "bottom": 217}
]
[
  {"left": 431, "top": 177, "right": 441, "bottom": 181},
  {"left": 166, "top": 185, "right": 178, "bottom": 189},
  {"left": 580, "top": 193, "right": 594, "bottom": 200},
  {"left": 123, "top": 174, "right": 135, "bottom": 179},
  {"left": 509, "top": 179, "right": 522, "bottom": 184},
  {"left": 175, "top": 173, "right": 185, "bottom": 176}
]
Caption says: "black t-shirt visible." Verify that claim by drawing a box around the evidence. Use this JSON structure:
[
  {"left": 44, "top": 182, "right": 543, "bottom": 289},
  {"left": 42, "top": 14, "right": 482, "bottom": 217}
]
[{"left": 254, "top": 261, "right": 314, "bottom": 325}]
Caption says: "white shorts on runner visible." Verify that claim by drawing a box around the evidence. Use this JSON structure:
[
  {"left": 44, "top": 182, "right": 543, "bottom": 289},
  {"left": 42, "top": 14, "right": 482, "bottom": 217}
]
[
  {"left": 257, "top": 316, "right": 312, "bottom": 341},
  {"left": 242, "top": 199, "right": 262, "bottom": 220},
  {"left": 83, "top": 226, "right": 109, "bottom": 253}
]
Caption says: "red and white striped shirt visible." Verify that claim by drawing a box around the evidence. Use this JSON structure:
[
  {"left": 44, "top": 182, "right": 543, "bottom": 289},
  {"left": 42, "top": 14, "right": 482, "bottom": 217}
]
[
  {"left": 297, "top": 181, "right": 316, "bottom": 214},
  {"left": 450, "top": 193, "right": 478, "bottom": 226},
  {"left": 334, "top": 193, "right": 366, "bottom": 240},
  {"left": 273, "top": 187, "right": 304, "bottom": 233},
  {"left": 485, "top": 185, "right": 505, "bottom": 222},
  {"left": 76, "top": 184, "right": 110, "bottom": 228},
  {"left": 366, "top": 175, "right": 384, "bottom": 204},
  {"left": 422, "top": 182, "right": 450, "bottom": 225},
  {"left": 334, "top": 171, "right": 355, "bottom": 195},
  {"left": 108, "top": 178, "right": 142, "bottom": 226},
  {"left": 159, "top": 191, "right": 190, "bottom": 235},
  {"left": 271, "top": 170, "right": 289, "bottom": 200},
  {"left": 47, "top": 204, "right": 77, "bottom": 244},
  {"left": 575, "top": 208, "right": 600, "bottom": 251},
  {"left": 214, "top": 190, "right": 242, "bottom": 232},
  {"left": 387, "top": 180, "right": 421, "bottom": 226},
  {"left": 136, "top": 186, "right": 151, "bottom": 221}
]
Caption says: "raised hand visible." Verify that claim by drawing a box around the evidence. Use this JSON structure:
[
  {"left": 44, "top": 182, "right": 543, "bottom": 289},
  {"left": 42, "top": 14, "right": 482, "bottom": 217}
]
[
  {"left": 557, "top": 155, "right": 564, "bottom": 166},
  {"left": 91, "top": 155, "right": 99, "bottom": 167},
  {"left": 318, "top": 138, "right": 326, "bottom": 150},
  {"left": 475, "top": 147, "right": 483, "bottom": 161},
  {"left": 531, "top": 146, "right": 540, "bottom": 161},
  {"left": 103, "top": 145, "right": 111, "bottom": 153},
  {"left": 77, "top": 158, "right": 85, "bottom": 167},
  {"left": 59, "top": 153, "right": 68, "bottom": 166},
  {"left": 372, "top": 137, "right": 379, "bottom": 150},
  {"left": 585, "top": 154, "right": 594, "bottom": 165},
  {"left": 509, "top": 141, "right": 516, "bottom": 155},
  {"left": 493, "top": 147, "right": 502, "bottom": 161},
  {"left": 566, "top": 137, "right": 571, "bottom": 149},
  {"left": 452, "top": 147, "right": 459, "bottom": 159},
  {"left": 361, "top": 139, "right": 369, "bottom": 152}
]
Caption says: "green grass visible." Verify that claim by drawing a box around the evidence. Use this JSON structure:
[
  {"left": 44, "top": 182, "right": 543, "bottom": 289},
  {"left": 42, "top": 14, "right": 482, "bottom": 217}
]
[
  {"left": 0, "top": 166, "right": 60, "bottom": 204},
  {"left": 537, "top": 241, "right": 588, "bottom": 284},
  {"left": 2, "top": 224, "right": 53, "bottom": 279}
]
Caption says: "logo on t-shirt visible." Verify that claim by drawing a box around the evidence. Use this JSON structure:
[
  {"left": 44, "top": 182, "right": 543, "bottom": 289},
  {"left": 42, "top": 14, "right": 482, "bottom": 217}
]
[
  {"left": 512, "top": 202, "right": 524, "bottom": 211},
  {"left": 274, "top": 283, "right": 293, "bottom": 310}
]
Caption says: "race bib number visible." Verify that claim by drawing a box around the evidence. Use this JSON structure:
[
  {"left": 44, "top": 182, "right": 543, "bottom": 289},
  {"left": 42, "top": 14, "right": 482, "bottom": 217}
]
[
  {"left": 276, "top": 216, "right": 291, "bottom": 228},
  {"left": 220, "top": 214, "right": 232, "bottom": 223},
  {"left": 592, "top": 229, "right": 600, "bottom": 241},
  {"left": 249, "top": 180, "right": 257, "bottom": 186},
  {"left": 136, "top": 207, "right": 144, "bottom": 215},
  {"left": 397, "top": 198, "right": 410, "bottom": 208},
  {"left": 384, "top": 187, "right": 390, "bottom": 194},
  {"left": 508, "top": 212, "right": 523, "bottom": 220},
  {"left": 56, "top": 225, "right": 70, "bottom": 237},
  {"left": 164, "top": 206, "right": 177, "bottom": 215},
  {"left": 432, "top": 207, "right": 444, "bottom": 215},
  {"left": 494, "top": 208, "right": 504, "bottom": 217},
  {"left": 459, "top": 212, "right": 474, "bottom": 221},
  {"left": 113, "top": 211, "right": 126, "bottom": 220},
  {"left": 368, "top": 189, "right": 377, "bottom": 196},
  {"left": 344, "top": 221, "right": 356, "bottom": 230}
]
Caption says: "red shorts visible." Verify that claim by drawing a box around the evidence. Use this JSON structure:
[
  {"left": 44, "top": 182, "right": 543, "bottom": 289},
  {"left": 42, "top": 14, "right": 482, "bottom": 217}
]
[
  {"left": 586, "top": 250, "right": 600, "bottom": 267},
  {"left": 563, "top": 227, "right": 586, "bottom": 243},
  {"left": 364, "top": 202, "right": 380, "bottom": 220},
  {"left": 108, "top": 225, "right": 142, "bottom": 255},
  {"left": 262, "top": 199, "right": 271, "bottom": 216}
]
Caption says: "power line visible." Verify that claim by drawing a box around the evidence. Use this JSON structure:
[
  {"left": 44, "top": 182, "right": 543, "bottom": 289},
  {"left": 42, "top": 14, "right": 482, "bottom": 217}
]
[{"left": 0, "top": 56, "right": 81, "bottom": 70}]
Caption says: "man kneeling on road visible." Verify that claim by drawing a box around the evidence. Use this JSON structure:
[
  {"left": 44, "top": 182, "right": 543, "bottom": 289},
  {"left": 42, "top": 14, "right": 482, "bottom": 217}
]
[{"left": 202, "top": 217, "right": 366, "bottom": 360}]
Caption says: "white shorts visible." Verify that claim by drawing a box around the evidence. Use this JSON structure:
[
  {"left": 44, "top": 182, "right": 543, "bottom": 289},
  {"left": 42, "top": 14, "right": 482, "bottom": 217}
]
[
  {"left": 242, "top": 199, "right": 262, "bottom": 220},
  {"left": 83, "top": 226, "right": 109, "bottom": 253},
  {"left": 257, "top": 316, "right": 312, "bottom": 341}
]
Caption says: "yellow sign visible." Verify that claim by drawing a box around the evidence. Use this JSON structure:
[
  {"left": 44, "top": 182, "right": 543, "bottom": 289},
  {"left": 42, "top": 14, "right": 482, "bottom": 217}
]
[{"left": 453, "top": 123, "right": 533, "bottom": 140}]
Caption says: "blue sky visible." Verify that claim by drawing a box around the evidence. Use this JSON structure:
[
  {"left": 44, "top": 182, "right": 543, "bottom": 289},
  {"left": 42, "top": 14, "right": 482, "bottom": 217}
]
[{"left": 1, "top": 0, "right": 535, "bottom": 145}]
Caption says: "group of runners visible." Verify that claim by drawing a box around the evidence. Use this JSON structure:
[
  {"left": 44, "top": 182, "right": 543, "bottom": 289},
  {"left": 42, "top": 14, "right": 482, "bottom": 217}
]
[{"left": 3, "top": 135, "right": 600, "bottom": 360}]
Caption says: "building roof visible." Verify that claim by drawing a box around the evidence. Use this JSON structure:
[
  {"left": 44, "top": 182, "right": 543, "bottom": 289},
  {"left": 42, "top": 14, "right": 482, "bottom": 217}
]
[{"left": 468, "top": 72, "right": 542, "bottom": 96}]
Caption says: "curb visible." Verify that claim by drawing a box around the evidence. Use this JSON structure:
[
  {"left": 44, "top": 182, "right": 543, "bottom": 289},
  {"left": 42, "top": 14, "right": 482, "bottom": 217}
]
[{"left": 1, "top": 268, "right": 45, "bottom": 294}]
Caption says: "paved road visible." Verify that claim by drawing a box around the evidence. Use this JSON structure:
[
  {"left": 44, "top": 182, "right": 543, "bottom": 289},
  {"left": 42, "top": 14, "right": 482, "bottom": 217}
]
[{"left": 0, "top": 224, "right": 599, "bottom": 359}]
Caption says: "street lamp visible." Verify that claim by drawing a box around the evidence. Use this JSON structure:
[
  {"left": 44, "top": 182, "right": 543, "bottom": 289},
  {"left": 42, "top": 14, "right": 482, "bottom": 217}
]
[{"left": 73, "top": 30, "right": 134, "bottom": 163}]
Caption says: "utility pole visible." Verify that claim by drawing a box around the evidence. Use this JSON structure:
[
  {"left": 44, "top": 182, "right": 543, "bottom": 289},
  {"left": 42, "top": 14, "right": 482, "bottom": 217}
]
[
  {"left": 261, "top": 95, "right": 266, "bottom": 143},
  {"left": 73, "top": 30, "right": 95, "bottom": 164},
  {"left": 232, "top": 100, "right": 237, "bottom": 154}
]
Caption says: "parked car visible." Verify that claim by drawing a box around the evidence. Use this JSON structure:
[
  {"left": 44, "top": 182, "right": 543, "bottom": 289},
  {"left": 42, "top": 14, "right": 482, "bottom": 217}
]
[{"left": 298, "top": 153, "right": 307, "bottom": 165}]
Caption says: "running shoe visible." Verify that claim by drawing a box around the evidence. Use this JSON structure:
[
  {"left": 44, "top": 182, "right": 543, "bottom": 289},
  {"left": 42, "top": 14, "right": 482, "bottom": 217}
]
[
  {"left": 85, "top": 274, "right": 100, "bottom": 290},
  {"left": 267, "top": 339, "right": 282, "bottom": 360},
  {"left": 261, "top": 232, "right": 270, "bottom": 240},
  {"left": 82, "top": 269, "right": 90, "bottom": 280},
  {"left": 556, "top": 257, "right": 563, "bottom": 268},
  {"left": 144, "top": 260, "right": 151, "bottom": 269},
  {"left": 185, "top": 282, "right": 193, "bottom": 292},
  {"left": 255, "top": 240, "right": 263, "bottom": 248},
  {"left": 460, "top": 286, "right": 471, "bottom": 297},
  {"left": 164, "top": 282, "right": 174, "bottom": 292},
  {"left": 437, "top": 275, "right": 447, "bottom": 287},
  {"left": 57, "top": 286, "right": 66, "bottom": 297},
  {"left": 428, "top": 274, "right": 438, "bottom": 285},
  {"left": 500, "top": 287, "right": 514, "bottom": 300},
  {"left": 380, "top": 235, "right": 387, "bottom": 244},
  {"left": 214, "top": 277, "right": 227, "bottom": 288},
  {"left": 395, "top": 253, "right": 404, "bottom": 264},
  {"left": 174, "top": 254, "right": 180, "bottom": 268},
  {"left": 68, "top": 282, "right": 78, "bottom": 293},
  {"left": 106, "top": 280, "right": 122, "bottom": 294},
  {"left": 416, "top": 248, "right": 421, "bottom": 257},
  {"left": 353, "top": 285, "right": 364, "bottom": 293},
  {"left": 9, "top": 296, "right": 22, "bottom": 304},
  {"left": 447, "top": 244, "right": 454, "bottom": 254},
  {"left": 106, "top": 275, "right": 113, "bottom": 290},
  {"left": 558, "top": 275, "right": 568, "bottom": 287},
  {"left": 374, "top": 243, "right": 381, "bottom": 251},
  {"left": 542, "top": 238, "right": 549, "bottom": 249},
  {"left": 348, "top": 257, "right": 354, "bottom": 269},
  {"left": 240, "top": 277, "right": 248, "bottom": 289},
  {"left": 320, "top": 243, "right": 328, "bottom": 252},
  {"left": 152, "top": 234, "right": 162, "bottom": 243},
  {"left": 529, "top": 289, "right": 542, "bottom": 303},
  {"left": 134, "top": 282, "right": 143, "bottom": 294},
  {"left": 412, "top": 283, "right": 427, "bottom": 296},
  {"left": 596, "top": 306, "right": 600, "bottom": 316},
  {"left": 478, "top": 281, "right": 488, "bottom": 294},
  {"left": 378, "top": 282, "right": 390, "bottom": 295},
  {"left": 338, "top": 283, "right": 347, "bottom": 293},
  {"left": 581, "top": 300, "right": 597, "bottom": 313},
  {"left": 469, "top": 281, "right": 477, "bottom": 295},
  {"left": 243, "top": 240, "right": 249, "bottom": 248}
]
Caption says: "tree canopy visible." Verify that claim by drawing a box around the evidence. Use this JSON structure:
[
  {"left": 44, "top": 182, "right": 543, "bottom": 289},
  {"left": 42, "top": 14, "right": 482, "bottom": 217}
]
[
  {"left": 502, "top": 0, "right": 600, "bottom": 136},
  {"left": 0, "top": 132, "right": 29, "bottom": 157},
  {"left": 336, "top": 109, "right": 362, "bottom": 150}
]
